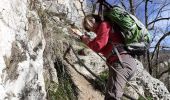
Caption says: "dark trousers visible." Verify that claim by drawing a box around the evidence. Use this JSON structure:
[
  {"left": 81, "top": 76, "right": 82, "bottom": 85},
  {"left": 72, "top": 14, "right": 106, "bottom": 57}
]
[{"left": 105, "top": 54, "right": 137, "bottom": 100}]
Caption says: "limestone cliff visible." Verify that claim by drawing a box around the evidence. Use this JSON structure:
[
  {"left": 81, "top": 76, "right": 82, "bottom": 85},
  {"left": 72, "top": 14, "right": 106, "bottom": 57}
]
[{"left": 0, "top": 0, "right": 169, "bottom": 100}]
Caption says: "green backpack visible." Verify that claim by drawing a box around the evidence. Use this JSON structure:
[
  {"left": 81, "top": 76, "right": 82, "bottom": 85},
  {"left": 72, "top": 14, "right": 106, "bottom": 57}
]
[{"left": 103, "top": 6, "right": 151, "bottom": 55}]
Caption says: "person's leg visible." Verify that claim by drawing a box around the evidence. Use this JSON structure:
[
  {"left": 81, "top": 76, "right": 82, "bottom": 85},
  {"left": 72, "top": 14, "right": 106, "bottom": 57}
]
[{"left": 105, "top": 54, "right": 136, "bottom": 100}]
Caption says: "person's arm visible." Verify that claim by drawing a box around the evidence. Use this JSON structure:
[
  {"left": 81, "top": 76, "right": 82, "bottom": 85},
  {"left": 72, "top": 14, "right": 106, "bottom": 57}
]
[
  {"left": 82, "top": 22, "right": 111, "bottom": 52},
  {"left": 69, "top": 27, "right": 91, "bottom": 44}
]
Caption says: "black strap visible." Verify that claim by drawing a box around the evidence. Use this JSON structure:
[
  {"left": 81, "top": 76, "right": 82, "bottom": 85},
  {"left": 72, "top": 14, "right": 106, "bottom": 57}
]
[
  {"left": 106, "top": 43, "right": 127, "bottom": 68},
  {"left": 103, "top": 1, "right": 113, "bottom": 9},
  {"left": 97, "top": 0, "right": 113, "bottom": 20},
  {"left": 98, "top": 2, "right": 103, "bottom": 18},
  {"left": 113, "top": 46, "right": 125, "bottom": 68},
  {"left": 97, "top": 0, "right": 113, "bottom": 9}
]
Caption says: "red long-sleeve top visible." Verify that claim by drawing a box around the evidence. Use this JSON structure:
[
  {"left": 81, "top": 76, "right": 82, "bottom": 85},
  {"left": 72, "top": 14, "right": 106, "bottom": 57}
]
[{"left": 87, "top": 21, "right": 124, "bottom": 63}]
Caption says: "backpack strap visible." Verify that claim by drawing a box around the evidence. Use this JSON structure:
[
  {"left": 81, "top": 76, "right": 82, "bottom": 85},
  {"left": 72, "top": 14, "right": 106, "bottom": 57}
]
[
  {"left": 113, "top": 46, "right": 125, "bottom": 68},
  {"left": 98, "top": 2, "right": 104, "bottom": 20},
  {"left": 97, "top": 0, "right": 113, "bottom": 20},
  {"left": 106, "top": 43, "right": 127, "bottom": 68}
]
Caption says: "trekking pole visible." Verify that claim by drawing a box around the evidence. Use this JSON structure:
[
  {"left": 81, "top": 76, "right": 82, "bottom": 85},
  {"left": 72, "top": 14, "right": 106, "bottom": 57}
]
[{"left": 96, "top": 53, "right": 148, "bottom": 100}]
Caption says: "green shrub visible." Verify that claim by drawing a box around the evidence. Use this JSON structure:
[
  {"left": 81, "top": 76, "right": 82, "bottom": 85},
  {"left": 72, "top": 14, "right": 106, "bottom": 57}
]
[
  {"left": 92, "top": 70, "right": 109, "bottom": 94},
  {"left": 48, "top": 80, "right": 77, "bottom": 100},
  {"left": 47, "top": 60, "right": 79, "bottom": 100},
  {"left": 99, "top": 70, "right": 109, "bottom": 82},
  {"left": 138, "top": 96, "right": 153, "bottom": 100}
]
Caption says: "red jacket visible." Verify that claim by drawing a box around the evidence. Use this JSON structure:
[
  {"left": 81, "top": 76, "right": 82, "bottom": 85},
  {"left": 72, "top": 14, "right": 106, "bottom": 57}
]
[{"left": 87, "top": 21, "right": 124, "bottom": 63}]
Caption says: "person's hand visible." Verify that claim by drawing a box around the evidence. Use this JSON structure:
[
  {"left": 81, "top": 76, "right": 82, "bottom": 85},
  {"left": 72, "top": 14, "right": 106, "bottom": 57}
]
[
  {"left": 68, "top": 27, "right": 83, "bottom": 36},
  {"left": 68, "top": 27, "right": 90, "bottom": 44},
  {"left": 81, "top": 35, "right": 90, "bottom": 44}
]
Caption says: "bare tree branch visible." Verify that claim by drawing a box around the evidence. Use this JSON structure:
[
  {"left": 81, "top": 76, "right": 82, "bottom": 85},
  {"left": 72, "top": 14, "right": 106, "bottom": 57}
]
[
  {"left": 151, "top": 31, "right": 170, "bottom": 60},
  {"left": 144, "top": 0, "right": 153, "bottom": 74},
  {"left": 148, "top": 1, "right": 170, "bottom": 28},
  {"left": 145, "top": 0, "right": 149, "bottom": 28},
  {"left": 135, "top": 0, "right": 145, "bottom": 11},
  {"left": 119, "top": 0, "right": 127, "bottom": 10},
  {"left": 148, "top": 17, "right": 170, "bottom": 26},
  {"left": 78, "top": 0, "right": 86, "bottom": 16},
  {"left": 129, "top": 0, "right": 135, "bottom": 15},
  {"left": 158, "top": 67, "right": 170, "bottom": 78},
  {"left": 155, "top": 46, "right": 160, "bottom": 78},
  {"left": 148, "top": 1, "right": 170, "bottom": 17}
]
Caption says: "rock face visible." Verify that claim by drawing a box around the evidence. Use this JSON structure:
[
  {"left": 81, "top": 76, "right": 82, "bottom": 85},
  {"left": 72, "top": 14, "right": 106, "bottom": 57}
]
[
  {"left": 0, "top": 0, "right": 46, "bottom": 99},
  {"left": 0, "top": 0, "right": 169, "bottom": 100},
  {"left": 158, "top": 59, "right": 170, "bottom": 92},
  {"left": 43, "top": 0, "right": 87, "bottom": 27},
  {"left": 125, "top": 60, "right": 170, "bottom": 99},
  {"left": 0, "top": 0, "right": 86, "bottom": 99}
]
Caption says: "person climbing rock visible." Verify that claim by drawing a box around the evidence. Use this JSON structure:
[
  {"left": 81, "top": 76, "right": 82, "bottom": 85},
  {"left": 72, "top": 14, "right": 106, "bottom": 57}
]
[{"left": 69, "top": 14, "right": 137, "bottom": 100}]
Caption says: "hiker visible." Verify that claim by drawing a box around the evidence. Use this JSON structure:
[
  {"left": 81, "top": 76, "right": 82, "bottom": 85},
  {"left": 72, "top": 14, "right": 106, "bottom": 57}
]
[{"left": 70, "top": 14, "right": 137, "bottom": 100}]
